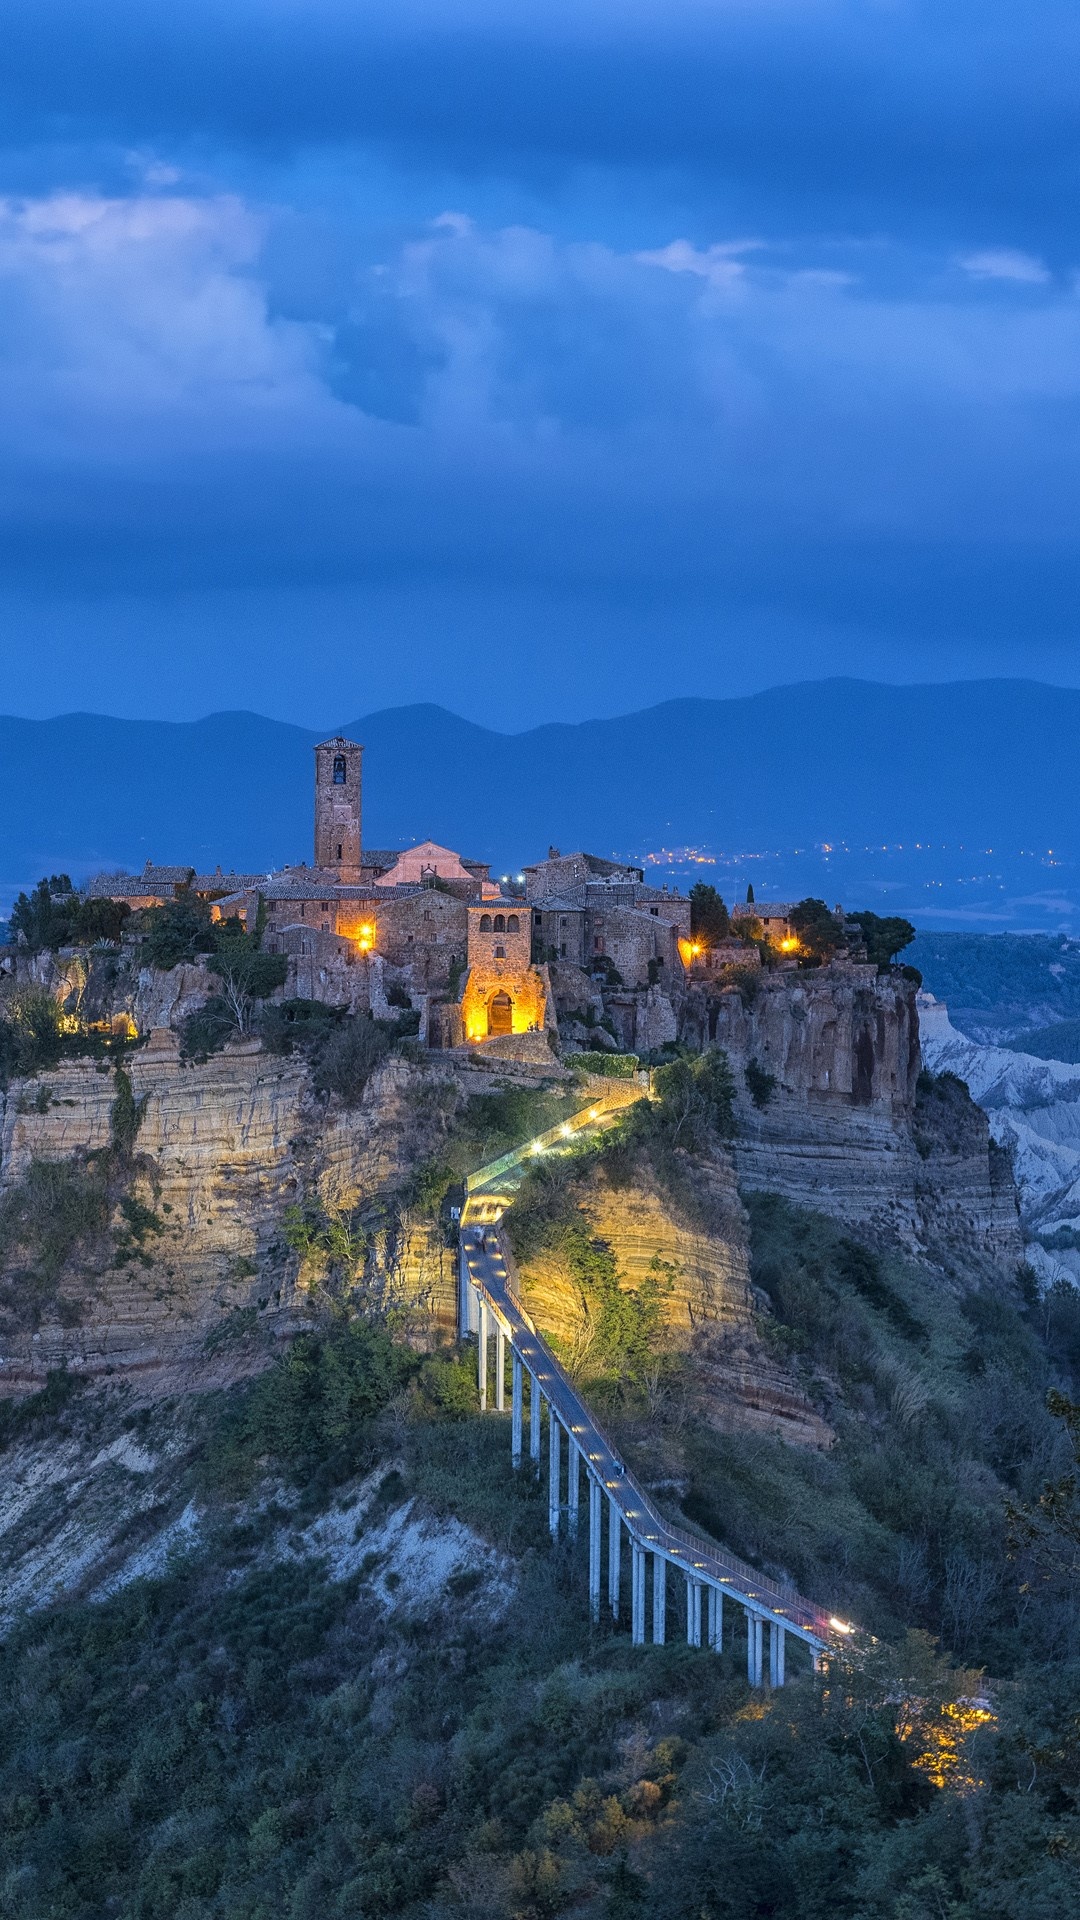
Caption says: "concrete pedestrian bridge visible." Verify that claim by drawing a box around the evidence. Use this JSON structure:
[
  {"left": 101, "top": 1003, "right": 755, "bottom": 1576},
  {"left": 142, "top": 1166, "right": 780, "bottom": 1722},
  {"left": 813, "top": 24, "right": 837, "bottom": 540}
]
[{"left": 458, "top": 1090, "right": 844, "bottom": 1683}]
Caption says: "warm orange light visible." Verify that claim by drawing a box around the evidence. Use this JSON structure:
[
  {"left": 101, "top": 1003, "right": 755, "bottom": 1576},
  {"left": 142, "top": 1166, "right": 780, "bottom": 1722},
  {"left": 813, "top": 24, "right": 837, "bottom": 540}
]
[
  {"left": 357, "top": 922, "right": 375, "bottom": 952},
  {"left": 779, "top": 936, "right": 798, "bottom": 952}
]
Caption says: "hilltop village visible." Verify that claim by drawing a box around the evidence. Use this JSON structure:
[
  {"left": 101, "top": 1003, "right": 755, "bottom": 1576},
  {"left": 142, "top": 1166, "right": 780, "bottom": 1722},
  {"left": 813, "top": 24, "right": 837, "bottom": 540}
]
[{"left": 72, "top": 733, "right": 862, "bottom": 1063}]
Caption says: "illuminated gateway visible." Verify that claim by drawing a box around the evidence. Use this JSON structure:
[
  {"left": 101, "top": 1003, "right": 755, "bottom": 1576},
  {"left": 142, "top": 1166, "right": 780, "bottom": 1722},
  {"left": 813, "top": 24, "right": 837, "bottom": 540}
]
[{"left": 90, "top": 734, "right": 701, "bottom": 1056}]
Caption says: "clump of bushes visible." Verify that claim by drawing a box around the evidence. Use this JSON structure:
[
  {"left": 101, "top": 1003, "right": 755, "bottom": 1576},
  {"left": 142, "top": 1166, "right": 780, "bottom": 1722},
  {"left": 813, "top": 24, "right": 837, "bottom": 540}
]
[
  {"left": 565, "top": 1051, "right": 638, "bottom": 1078},
  {"left": 0, "top": 1065, "right": 160, "bottom": 1327},
  {"left": 8, "top": 874, "right": 130, "bottom": 952}
]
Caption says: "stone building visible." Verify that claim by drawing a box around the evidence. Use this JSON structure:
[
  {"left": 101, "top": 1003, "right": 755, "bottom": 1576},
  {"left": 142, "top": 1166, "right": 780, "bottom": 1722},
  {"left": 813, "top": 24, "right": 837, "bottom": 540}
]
[
  {"left": 458, "top": 900, "right": 549, "bottom": 1042},
  {"left": 373, "top": 841, "right": 490, "bottom": 896},
  {"left": 525, "top": 849, "right": 690, "bottom": 988},
  {"left": 731, "top": 900, "right": 798, "bottom": 945},
  {"left": 523, "top": 849, "right": 645, "bottom": 900}
]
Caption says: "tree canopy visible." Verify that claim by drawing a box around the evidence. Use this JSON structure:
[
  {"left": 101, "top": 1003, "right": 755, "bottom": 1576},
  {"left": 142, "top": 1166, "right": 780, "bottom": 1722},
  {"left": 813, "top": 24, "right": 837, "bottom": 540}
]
[{"left": 689, "top": 883, "right": 730, "bottom": 946}]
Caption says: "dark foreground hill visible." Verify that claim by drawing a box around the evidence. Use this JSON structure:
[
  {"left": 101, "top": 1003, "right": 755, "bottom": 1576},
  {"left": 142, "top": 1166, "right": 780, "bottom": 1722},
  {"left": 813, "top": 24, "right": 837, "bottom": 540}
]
[
  {"left": 1, "top": 1187, "right": 1078, "bottom": 1920},
  {"left": 2, "top": 678, "right": 1079, "bottom": 926}
]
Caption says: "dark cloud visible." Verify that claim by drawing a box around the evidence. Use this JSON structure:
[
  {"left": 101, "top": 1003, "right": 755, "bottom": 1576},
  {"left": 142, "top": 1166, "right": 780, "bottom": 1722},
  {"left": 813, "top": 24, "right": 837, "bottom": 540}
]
[{"left": 2, "top": 1, "right": 1080, "bottom": 722}]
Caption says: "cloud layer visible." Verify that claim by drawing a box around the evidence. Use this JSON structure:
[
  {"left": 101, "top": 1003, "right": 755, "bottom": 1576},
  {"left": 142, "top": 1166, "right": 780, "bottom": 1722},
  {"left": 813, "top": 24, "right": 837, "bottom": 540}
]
[{"left": 3, "top": 0, "right": 1080, "bottom": 723}]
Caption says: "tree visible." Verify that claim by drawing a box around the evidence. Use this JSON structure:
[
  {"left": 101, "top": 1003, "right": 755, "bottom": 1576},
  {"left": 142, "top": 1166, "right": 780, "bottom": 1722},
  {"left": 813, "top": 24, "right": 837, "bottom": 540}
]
[
  {"left": 689, "top": 884, "right": 730, "bottom": 947},
  {"left": 136, "top": 893, "right": 216, "bottom": 970},
  {"left": 208, "top": 934, "right": 288, "bottom": 1033},
  {"left": 849, "top": 910, "right": 917, "bottom": 970},
  {"left": 9, "top": 876, "right": 75, "bottom": 950},
  {"left": 1008, "top": 1389, "right": 1080, "bottom": 1581},
  {"left": 745, "top": 883, "right": 755, "bottom": 904},
  {"left": 789, "top": 898, "right": 842, "bottom": 963}
]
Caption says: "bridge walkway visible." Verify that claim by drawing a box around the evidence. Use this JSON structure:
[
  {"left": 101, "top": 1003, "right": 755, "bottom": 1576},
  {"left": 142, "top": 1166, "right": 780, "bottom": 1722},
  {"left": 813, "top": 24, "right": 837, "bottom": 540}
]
[{"left": 458, "top": 1091, "right": 842, "bottom": 1681}]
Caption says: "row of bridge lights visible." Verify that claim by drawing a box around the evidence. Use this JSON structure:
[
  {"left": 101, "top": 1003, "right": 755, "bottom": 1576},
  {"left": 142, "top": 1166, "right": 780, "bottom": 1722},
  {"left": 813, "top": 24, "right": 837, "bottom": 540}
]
[{"left": 474, "top": 1118, "right": 855, "bottom": 1645}]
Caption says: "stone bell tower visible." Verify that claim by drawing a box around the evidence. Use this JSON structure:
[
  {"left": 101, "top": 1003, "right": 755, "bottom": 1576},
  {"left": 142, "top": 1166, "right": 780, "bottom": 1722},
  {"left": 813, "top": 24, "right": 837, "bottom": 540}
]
[{"left": 314, "top": 736, "right": 363, "bottom": 881}]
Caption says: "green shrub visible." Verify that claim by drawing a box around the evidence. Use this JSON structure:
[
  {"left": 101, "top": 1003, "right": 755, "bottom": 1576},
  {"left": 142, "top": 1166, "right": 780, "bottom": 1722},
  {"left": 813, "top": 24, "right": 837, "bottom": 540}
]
[
  {"left": 310, "top": 1012, "right": 392, "bottom": 1103},
  {"left": 200, "top": 1318, "right": 420, "bottom": 1495},
  {"left": 744, "top": 1058, "right": 776, "bottom": 1108},
  {"left": 565, "top": 1051, "right": 638, "bottom": 1077},
  {"left": 133, "top": 892, "right": 216, "bottom": 969}
]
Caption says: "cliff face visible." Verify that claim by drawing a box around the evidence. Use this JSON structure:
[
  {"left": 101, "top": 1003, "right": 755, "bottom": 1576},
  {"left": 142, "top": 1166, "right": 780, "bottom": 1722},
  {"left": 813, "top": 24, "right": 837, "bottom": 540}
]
[
  {"left": 0, "top": 1040, "right": 457, "bottom": 1386},
  {"left": 679, "top": 964, "right": 1020, "bottom": 1270},
  {"left": 516, "top": 1155, "right": 832, "bottom": 1447}
]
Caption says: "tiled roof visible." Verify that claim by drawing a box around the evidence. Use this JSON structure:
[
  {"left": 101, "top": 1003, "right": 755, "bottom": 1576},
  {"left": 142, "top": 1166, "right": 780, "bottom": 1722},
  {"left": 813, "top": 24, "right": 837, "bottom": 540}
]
[
  {"left": 191, "top": 873, "right": 265, "bottom": 893},
  {"left": 732, "top": 901, "right": 799, "bottom": 918}
]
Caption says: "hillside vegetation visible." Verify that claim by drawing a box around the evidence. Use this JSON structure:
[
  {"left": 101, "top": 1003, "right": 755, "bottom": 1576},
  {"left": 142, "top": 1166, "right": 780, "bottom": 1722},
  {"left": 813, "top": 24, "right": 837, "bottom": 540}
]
[{"left": 2, "top": 1128, "right": 1078, "bottom": 1917}]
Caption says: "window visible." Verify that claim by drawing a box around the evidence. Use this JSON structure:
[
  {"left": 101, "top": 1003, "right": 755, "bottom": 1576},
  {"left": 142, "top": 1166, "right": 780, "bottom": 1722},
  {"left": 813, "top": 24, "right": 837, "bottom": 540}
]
[
  {"left": 300, "top": 903, "right": 305, "bottom": 918},
  {"left": 332, "top": 753, "right": 347, "bottom": 785},
  {"left": 493, "top": 914, "right": 505, "bottom": 932},
  {"left": 560, "top": 942, "right": 567, "bottom": 957},
  {"left": 650, "top": 907, "right": 658, "bottom": 917},
  {"left": 506, "top": 914, "right": 519, "bottom": 932},
  {"left": 337, "top": 843, "right": 343, "bottom": 861},
  {"left": 495, "top": 945, "right": 505, "bottom": 958},
  {"left": 533, "top": 912, "right": 542, "bottom": 925},
  {"left": 594, "top": 935, "right": 604, "bottom": 951},
  {"left": 479, "top": 913, "right": 492, "bottom": 931}
]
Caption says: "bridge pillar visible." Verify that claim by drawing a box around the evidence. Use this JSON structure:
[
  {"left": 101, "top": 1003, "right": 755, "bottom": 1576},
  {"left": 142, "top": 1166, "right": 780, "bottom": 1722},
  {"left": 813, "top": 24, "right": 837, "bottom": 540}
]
[
  {"left": 631, "top": 1541, "right": 646, "bottom": 1645},
  {"left": 747, "top": 1613, "right": 763, "bottom": 1687},
  {"left": 548, "top": 1414, "right": 561, "bottom": 1536},
  {"left": 589, "top": 1475, "right": 602, "bottom": 1622},
  {"left": 608, "top": 1496, "right": 621, "bottom": 1620},
  {"left": 495, "top": 1326, "right": 506, "bottom": 1413},
  {"left": 567, "top": 1441, "right": 579, "bottom": 1537},
  {"left": 477, "top": 1300, "right": 488, "bottom": 1410},
  {"left": 530, "top": 1376, "right": 542, "bottom": 1470},
  {"left": 686, "top": 1577, "right": 702, "bottom": 1648},
  {"left": 770, "top": 1621, "right": 786, "bottom": 1688},
  {"left": 708, "top": 1585, "right": 723, "bottom": 1653},
  {"left": 652, "top": 1554, "right": 666, "bottom": 1645},
  {"left": 511, "top": 1351, "right": 523, "bottom": 1467}
]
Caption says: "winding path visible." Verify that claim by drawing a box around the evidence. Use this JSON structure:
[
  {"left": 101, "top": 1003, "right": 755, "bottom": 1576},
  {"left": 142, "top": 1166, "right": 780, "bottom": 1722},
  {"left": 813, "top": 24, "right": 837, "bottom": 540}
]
[{"left": 458, "top": 1091, "right": 841, "bottom": 1682}]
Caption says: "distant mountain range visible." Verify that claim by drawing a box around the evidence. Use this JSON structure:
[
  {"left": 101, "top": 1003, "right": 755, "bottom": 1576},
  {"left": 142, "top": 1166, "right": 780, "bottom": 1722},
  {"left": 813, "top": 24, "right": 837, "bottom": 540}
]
[{"left": 2, "top": 679, "right": 1078, "bottom": 930}]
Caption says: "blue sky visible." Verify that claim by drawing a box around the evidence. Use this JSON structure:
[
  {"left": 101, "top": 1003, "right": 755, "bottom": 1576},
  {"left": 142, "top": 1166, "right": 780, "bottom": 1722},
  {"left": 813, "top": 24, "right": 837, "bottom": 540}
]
[{"left": 2, "top": 0, "right": 1080, "bottom": 728}]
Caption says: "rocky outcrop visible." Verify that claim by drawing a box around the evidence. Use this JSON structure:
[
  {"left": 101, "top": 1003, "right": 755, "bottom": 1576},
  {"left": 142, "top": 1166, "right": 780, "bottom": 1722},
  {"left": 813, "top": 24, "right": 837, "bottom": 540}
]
[
  {"left": 919, "top": 991, "right": 1080, "bottom": 1284},
  {"left": 0, "top": 1044, "right": 458, "bottom": 1385},
  {"left": 678, "top": 963, "right": 1020, "bottom": 1270},
  {"left": 515, "top": 1155, "right": 831, "bottom": 1447}
]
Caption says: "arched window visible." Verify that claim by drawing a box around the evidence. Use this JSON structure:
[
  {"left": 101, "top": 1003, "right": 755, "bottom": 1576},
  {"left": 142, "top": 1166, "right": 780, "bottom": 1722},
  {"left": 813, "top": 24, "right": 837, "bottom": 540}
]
[
  {"left": 495, "top": 945, "right": 505, "bottom": 958},
  {"left": 479, "top": 913, "right": 492, "bottom": 931},
  {"left": 493, "top": 914, "right": 505, "bottom": 932},
  {"left": 332, "top": 753, "right": 347, "bottom": 785},
  {"left": 506, "top": 914, "right": 519, "bottom": 933}
]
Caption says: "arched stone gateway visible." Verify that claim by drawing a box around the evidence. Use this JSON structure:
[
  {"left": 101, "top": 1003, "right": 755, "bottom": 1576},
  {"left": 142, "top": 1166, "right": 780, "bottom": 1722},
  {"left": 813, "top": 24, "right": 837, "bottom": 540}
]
[{"left": 488, "top": 991, "right": 513, "bottom": 1036}]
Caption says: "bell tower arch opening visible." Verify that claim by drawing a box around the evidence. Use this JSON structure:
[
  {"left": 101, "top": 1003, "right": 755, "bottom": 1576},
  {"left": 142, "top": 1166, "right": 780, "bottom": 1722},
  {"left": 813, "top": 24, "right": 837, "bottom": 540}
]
[{"left": 314, "top": 736, "right": 363, "bottom": 880}]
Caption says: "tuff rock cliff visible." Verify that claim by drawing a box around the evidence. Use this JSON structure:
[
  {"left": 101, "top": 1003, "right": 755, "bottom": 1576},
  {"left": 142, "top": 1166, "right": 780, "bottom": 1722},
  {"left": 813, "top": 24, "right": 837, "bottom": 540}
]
[
  {"left": 0, "top": 959, "right": 1022, "bottom": 1432},
  {"left": 682, "top": 962, "right": 1021, "bottom": 1272}
]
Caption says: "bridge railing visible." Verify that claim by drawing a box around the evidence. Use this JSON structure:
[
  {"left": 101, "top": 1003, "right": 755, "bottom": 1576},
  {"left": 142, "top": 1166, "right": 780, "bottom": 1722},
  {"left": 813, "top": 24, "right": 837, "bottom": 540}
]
[{"left": 482, "top": 1232, "right": 830, "bottom": 1640}]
